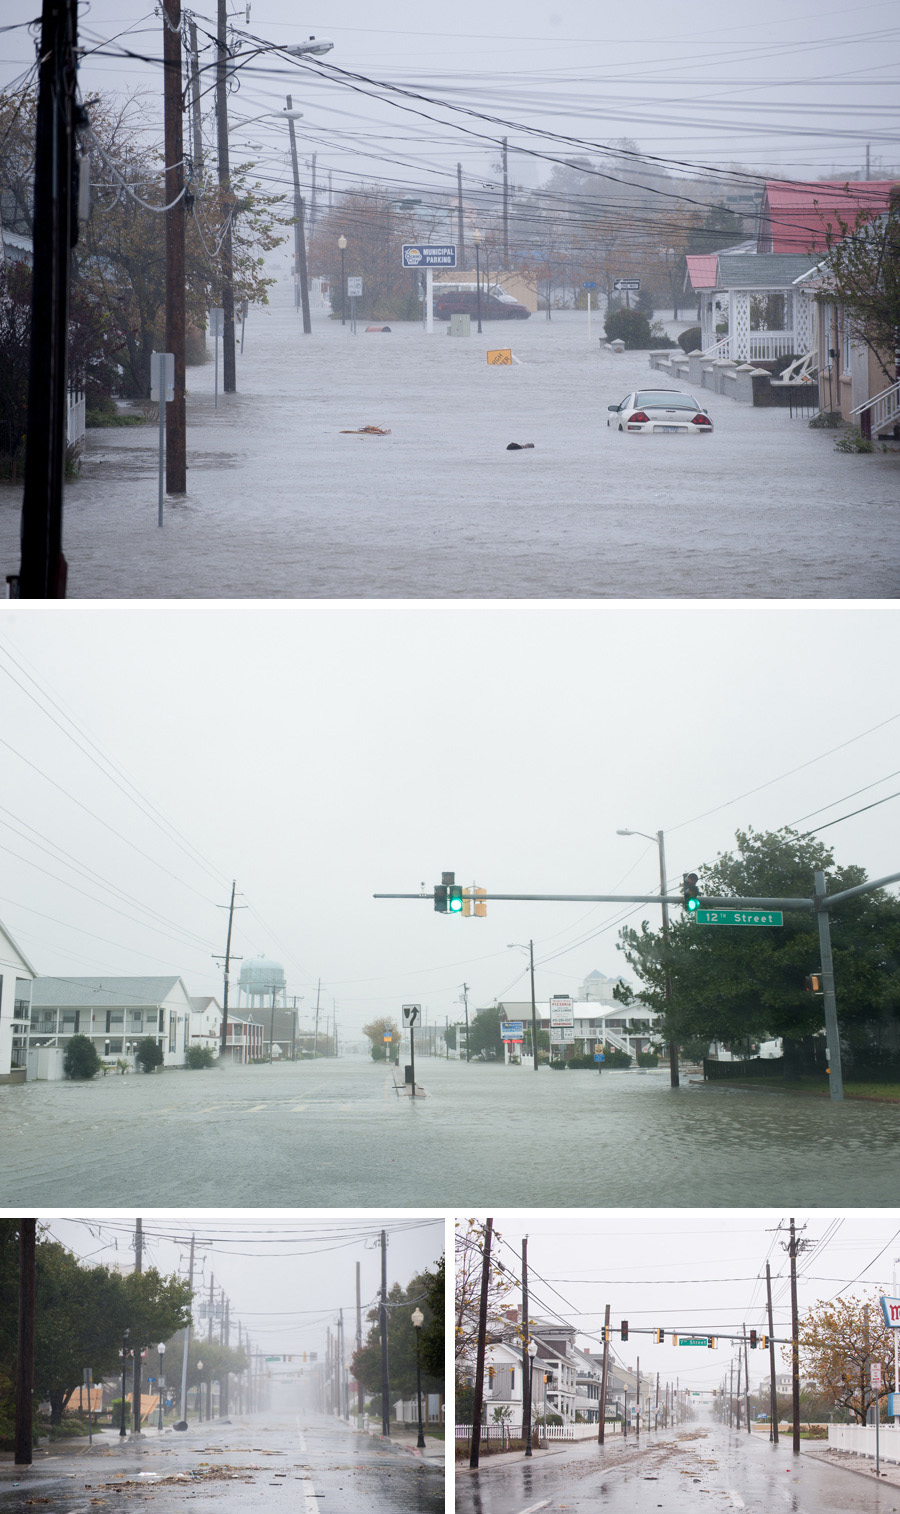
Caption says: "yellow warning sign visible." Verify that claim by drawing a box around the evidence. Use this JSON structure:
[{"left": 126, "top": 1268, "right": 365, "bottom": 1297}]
[{"left": 486, "top": 348, "right": 512, "bottom": 365}]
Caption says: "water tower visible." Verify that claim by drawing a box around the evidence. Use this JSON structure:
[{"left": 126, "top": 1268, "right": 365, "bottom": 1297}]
[{"left": 238, "top": 955, "right": 286, "bottom": 1008}]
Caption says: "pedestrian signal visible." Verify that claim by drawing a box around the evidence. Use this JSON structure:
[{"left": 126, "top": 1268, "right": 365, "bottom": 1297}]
[{"left": 682, "top": 872, "right": 701, "bottom": 911}]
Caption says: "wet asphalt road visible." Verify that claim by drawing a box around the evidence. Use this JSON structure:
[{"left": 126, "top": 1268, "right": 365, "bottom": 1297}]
[
  {"left": 1, "top": 1058, "right": 898, "bottom": 1207},
  {"left": 457, "top": 1423, "right": 899, "bottom": 1514},
  {"left": 0, "top": 1410, "right": 441, "bottom": 1514}
]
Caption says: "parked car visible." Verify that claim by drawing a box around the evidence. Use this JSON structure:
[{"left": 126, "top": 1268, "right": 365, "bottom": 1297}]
[
  {"left": 607, "top": 390, "right": 713, "bottom": 434},
  {"left": 434, "top": 290, "right": 530, "bottom": 320}
]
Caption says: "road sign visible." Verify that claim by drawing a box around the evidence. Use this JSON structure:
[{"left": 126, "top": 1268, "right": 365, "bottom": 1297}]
[
  {"left": 550, "top": 1026, "right": 575, "bottom": 1044},
  {"left": 401, "top": 244, "right": 457, "bottom": 268},
  {"left": 150, "top": 351, "right": 175, "bottom": 403},
  {"left": 614, "top": 279, "right": 641, "bottom": 291},
  {"left": 501, "top": 1021, "right": 524, "bottom": 1038},
  {"left": 402, "top": 1004, "right": 420, "bottom": 1027},
  {"left": 346, "top": 276, "right": 362, "bottom": 297},
  {"left": 593, "top": 1053, "right": 604, "bottom": 1062},
  {"left": 694, "top": 909, "right": 783, "bottom": 927},
  {"left": 880, "top": 1296, "right": 900, "bottom": 1329},
  {"left": 383, "top": 1032, "right": 393, "bottom": 1042},
  {"left": 890, "top": 1393, "right": 900, "bottom": 1417},
  {"left": 677, "top": 1337, "right": 709, "bottom": 1347},
  {"left": 872, "top": 1362, "right": 883, "bottom": 1389},
  {"left": 582, "top": 281, "right": 597, "bottom": 290},
  {"left": 550, "top": 995, "right": 574, "bottom": 1027},
  {"left": 486, "top": 348, "right": 512, "bottom": 365}
]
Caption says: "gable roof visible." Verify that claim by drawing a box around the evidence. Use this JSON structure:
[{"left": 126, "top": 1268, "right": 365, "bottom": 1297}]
[
  {"left": 758, "top": 179, "right": 898, "bottom": 253},
  {"left": 0, "top": 916, "right": 38, "bottom": 978},
  {"left": 31, "top": 975, "right": 188, "bottom": 1008},
  {"left": 685, "top": 254, "right": 719, "bottom": 291},
  {"left": 714, "top": 253, "right": 819, "bottom": 289}
]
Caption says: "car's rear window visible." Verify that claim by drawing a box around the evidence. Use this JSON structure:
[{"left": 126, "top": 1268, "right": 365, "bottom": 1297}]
[{"left": 635, "top": 392, "right": 698, "bottom": 409}]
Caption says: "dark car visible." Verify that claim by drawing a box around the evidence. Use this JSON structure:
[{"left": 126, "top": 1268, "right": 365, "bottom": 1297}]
[{"left": 434, "top": 290, "right": 530, "bottom": 320}]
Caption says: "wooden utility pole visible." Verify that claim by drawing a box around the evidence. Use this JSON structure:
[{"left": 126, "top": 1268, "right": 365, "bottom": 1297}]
[
  {"left": 356, "top": 1261, "right": 364, "bottom": 1417},
  {"left": 379, "top": 1231, "right": 390, "bottom": 1437},
  {"left": 286, "top": 95, "right": 312, "bottom": 332},
  {"left": 766, "top": 1263, "right": 779, "bottom": 1443},
  {"left": 521, "top": 1237, "right": 531, "bottom": 1454},
  {"left": 187, "top": 19, "right": 204, "bottom": 172},
  {"left": 163, "top": 0, "right": 186, "bottom": 493},
  {"left": 217, "top": 880, "right": 243, "bottom": 1057},
  {"left": 501, "top": 137, "right": 509, "bottom": 265},
  {"left": 457, "top": 163, "right": 465, "bottom": 269},
  {"left": 15, "top": 1220, "right": 36, "bottom": 1465},
  {"left": 469, "top": 1218, "right": 493, "bottom": 1469},
  {"left": 132, "top": 1219, "right": 143, "bottom": 1434},
  {"left": 18, "top": 0, "right": 79, "bottom": 598},
  {"left": 789, "top": 1218, "right": 801, "bottom": 1454},
  {"left": 215, "top": 0, "right": 236, "bottom": 391},
  {"left": 598, "top": 1304, "right": 611, "bottom": 1443}
]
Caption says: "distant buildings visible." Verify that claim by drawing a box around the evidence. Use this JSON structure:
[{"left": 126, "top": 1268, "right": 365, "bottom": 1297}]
[
  {"left": 0, "top": 916, "right": 35, "bottom": 1084},
  {"left": 28, "top": 976, "right": 196, "bottom": 1074}
]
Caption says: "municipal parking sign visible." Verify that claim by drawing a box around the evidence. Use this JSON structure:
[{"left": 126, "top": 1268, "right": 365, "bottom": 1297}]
[{"left": 401, "top": 244, "right": 457, "bottom": 268}]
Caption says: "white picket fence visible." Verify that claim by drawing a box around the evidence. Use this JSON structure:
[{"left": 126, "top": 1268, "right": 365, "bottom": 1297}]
[
  {"left": 829, "top": 1424, "right": 900, "bottom": 1463},
  {"left": 456, "top": 1422, "right": 607, "bottom": 1442}
]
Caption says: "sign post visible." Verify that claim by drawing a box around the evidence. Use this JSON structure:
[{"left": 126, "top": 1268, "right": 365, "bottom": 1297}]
[
  {"left": 582, "top": 282, "right": 596, "bottom": 340},
  {"left": 209, "top": 307, "right": 224, "bottom": 410},
  {"left": 150, "top": 352, "right": 175, "bottom": 528},
  {"left": 402, "top": 1004, "right": 420, "bottom": 1095},
  {"left": 401, "top": 245, "right": 457, "bottom": 334},
  {"left": 346, "top": 277, "right": 362, "bottom": 334}
]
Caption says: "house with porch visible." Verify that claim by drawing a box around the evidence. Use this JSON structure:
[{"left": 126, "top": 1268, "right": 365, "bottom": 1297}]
[
  {"left": 685, "top": 251, "right": 819, "bottom": 363},
  {"left": 28, "top": 975, "right": 193, "bottom": 1074},
  {"left": 0, "top": 916, "right": 36, "bottom": 1084}
]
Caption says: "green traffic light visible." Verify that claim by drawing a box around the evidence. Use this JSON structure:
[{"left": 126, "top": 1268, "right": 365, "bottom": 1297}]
[
  {"left": 448, "top": 889, "right": 463, "bottom": 913},
  {"left": 687, "top": 896, "right": 700, "bottom": 911}
]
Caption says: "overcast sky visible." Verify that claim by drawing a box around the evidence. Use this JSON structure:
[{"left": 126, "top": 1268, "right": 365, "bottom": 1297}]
[
  {"left": 0, "top": 602, "right": 897, "bottom": 1037},
  {"left": 36, "top": 1211, "right": 443, "bottom": 1361},
  {"left": 2, "top": 0, "right": 897, "bottom": 197},
  {"left": 465, "top": 1210, "right": 900, "bottom": 1393}
]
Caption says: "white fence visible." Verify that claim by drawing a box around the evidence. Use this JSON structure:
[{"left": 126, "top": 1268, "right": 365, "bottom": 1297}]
[
  {"left": 67, "top": 390, "right": 86, "bottom": 453},
  {"left": 456, "top": 1422, "right": 610, "bottom": 1442},
  {"left": 828, "top": 1424, "right": 900, "bottom": 1463}
]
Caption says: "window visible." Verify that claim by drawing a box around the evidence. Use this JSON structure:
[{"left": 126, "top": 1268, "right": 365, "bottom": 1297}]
[
  {"left": 130, "top": 1011, "right": 143, "bottom": 1031},
  {"left": 14, "top": 978, "right": 31, "bottom": 1020},
  {"left": 158, "top": 1009, "right": 165, "bottom": 1033},
  {"left": 62, "top": 1011, "right": 81, "bottom": 1033},
  {"left": 107, "top": 1038, "right": 123, "bottom": 1054},
  {"left": 106, "top": 1010, "right": 124, "bottom": 1031},
  {"left": 169, "top": 1014, "right": 178, "bottom": 1052}
]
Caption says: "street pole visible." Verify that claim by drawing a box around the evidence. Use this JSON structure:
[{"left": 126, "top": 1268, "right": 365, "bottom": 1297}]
[
  {"left": 314, "top": 979, "right": 321, "bottom": 1057},
  {"left": 157, "top": 1345, "right": 165, "bottom": 1429},
  {"left": 206, "top": 1272, "right": 214, "bottom": 1421},
  {"left": 269, "top": 984, "right": 277, "bottom": 1063},
  {"left": 379, "top": 1231, "right": 390, "bottom": 1438},
  {"left": 636, "top": 1358, "right": 640, "bottom": 1438},
  {"left": 522, "top": 1237, "right": 532, "bottom": 1455},
  {"left": 413, "top": 1313, "right": 426, "bottom": 1448},
  {"left": 187, "top": 19, "right": 204, "bottom": 172},
  {"left": 217, "top": 880, "right": 241, "bottom": 1057},
  {"left": 286, "top": 95, "right": 312, "bottom": 333},
  {"left": 529, "top": 941, "right": 539, "bottom": 1072},
  {"left": 132, "top": 1219, "right": 143, "bottom": 1434},
  {"left": 339, "top": 239, "right": 346, "bottom": 323},
  {"left": 162, "top": 0, "right": 186, "bottom": 494},
  {"left": 766, "top": 1262, "right": 779, "bottom": 1443},
  {"left": 14, "top": 1219, "right": 36, "bottom": 1466},
  {"left": 356, "top": 1260, "right": 364, "bottom": 1419},
  {"left": 215, "top": 0, "right": 236, "bottom": 392},
  {"left": 598, "top": 1304, "right": 611, "bottom": 1444},
  {"left": 789, "top": 1219, "right": 800, "bottom": 1454},
  {"left": 814, "top": 869, "right": 845, "bottom": 1100},
  {"left": 502, "top": 136, "right": 509, "bottom": 265},
  {"left": 120, "top": 1332, "right": 129, "bottom": 1437},
  {"left": 462, "top": 983, "right": 470, "bottom": 1062},
  {"left": 18, "top": 0, "right": 80, "bottom": 599},
  {"left": 743, "top": 1326, "right": 751, "bottom": 1434},
  {"left": 178, "top": 1234, "right": 195, "bottom": 1425},
  {"left": 656, "top": 830, "right": 679, "bottom": 1089},
  {"left": 469, "top": 1218, "right": 493, "bottom": 1469},
  {"left": 474, "top": 235, "right": 483, "bottom": 333},
  {"left": 456, "top": 162, "right": 466, "bottom": 268}
]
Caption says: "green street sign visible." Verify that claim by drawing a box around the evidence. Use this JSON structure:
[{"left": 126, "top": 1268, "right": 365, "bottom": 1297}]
[
  {"left": 677, "top": 1337, "right": 709, "bottom": 1347},
  {"left": 694, "top": 908, "right": 783, "bottom": 927}
]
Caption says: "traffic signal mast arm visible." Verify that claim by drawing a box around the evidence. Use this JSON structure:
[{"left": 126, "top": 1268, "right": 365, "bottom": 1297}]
[{"left": 374, "top": 890, "right": 816, "bottom": 910}]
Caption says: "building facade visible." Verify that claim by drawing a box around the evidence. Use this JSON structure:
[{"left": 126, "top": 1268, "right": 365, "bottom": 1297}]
[
  {"left": 0, "top": 917, "right": 36, "bottom": 1084},
  {"left": 28, "top": 976, "right": 193, "bottom": 1074}
]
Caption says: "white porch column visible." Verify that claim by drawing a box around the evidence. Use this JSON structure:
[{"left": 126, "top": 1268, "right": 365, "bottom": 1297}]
[{"left": 731, "top": 290, "right": 750, "bottom": 361}]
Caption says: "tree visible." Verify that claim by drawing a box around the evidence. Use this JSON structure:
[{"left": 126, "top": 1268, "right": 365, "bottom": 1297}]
[
  {"left": 454, "top": 1220, "right": 512, "bottom": 1361},
  {"left": 819, "top": 191, "right": 900, "bottom": 384},
  {"left": 617, "top": 828, "right": 900, "bottom": 1074},
  {"left": 686, "top": 202, "right": 746, "bottom": 256},
  {"left": 362, "top": 1017, "right": 399, "bottom": 1062},
  {"left": 63, "top": 1035, "right": 101, "bottom": 1080},
  {"left": 135, "top": 1037, "right": 163, "bottom": 1073},
  {"left": 604, "top": 308, "right": 652, "bottom": 348},
  {"left": 308, "top": 187, "right": 424, "bottom": 320},
  {"left": 351, "top": 1264, "right": 443, "bottom": 1407},
  {"left": 467, "top": 1007, "right": 504, "bottom": 1060},
  {"left": 796, "top": 1293, "right": 895, "bottom": 1424}
]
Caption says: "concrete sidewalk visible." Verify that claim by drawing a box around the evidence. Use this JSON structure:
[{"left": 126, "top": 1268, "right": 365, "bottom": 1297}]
[{"left": 356, "top": 1424, "right": 444, "bottom": 1465}]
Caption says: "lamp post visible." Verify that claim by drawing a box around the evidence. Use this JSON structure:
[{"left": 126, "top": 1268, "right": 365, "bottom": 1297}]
[
  {"left": 196, "top": 1360, "right": 203, "bottom": 1422},
  {"left": 509, "top": 942, "right": 539, "bottom": 1070},
  {"left": 472, "top": 228, "right": 483, "bottom": 333},
  {"left": 525, "top": 1340, "right": 537, "bottom": 1455},
  {"left": 119, "top": 1332, "right": 130, "bottom": 1437},
  {"left": 157, "top": 1344, "right": 165, "bottom": 1430},
  {"left": 616, "top": 827, "right": 679, "bottom": 1088},
  {"left": 338, "top": 235, "right": 347, "bottom": 324},
  {"left": 411, "top": 1307, "right": 426, "bottom": 1448}
]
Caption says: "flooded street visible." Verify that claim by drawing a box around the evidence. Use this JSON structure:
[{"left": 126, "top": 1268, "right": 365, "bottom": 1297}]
[
  {"left": 1, "top": 277, "right": 896, "bottom": 598},
  {"left": 2, "top": 1057, "right": 897, "bottom": 1207}
]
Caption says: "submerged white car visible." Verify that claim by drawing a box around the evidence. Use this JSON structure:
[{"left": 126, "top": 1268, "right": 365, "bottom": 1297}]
[{"left": 607, "top": 390, "right": 713, "bottom": 434}]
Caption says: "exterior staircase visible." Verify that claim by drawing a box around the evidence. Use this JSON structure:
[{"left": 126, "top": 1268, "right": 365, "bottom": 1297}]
[{"left": 850, "top": 378, "right": 900, "bottom": 438}]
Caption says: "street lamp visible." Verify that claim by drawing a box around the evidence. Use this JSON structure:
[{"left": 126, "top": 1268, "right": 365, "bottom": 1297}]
[
  {"left": 196, "top": 1360, "right": 203, "bottom": 1422},
  {"left": 616, "top": 827, "right": 679, "bottom": 1088},
  {"left": 157, "top": 1344, "right": 165, "bottom": 1430},
  {"left": 472, "top": 228, "right": 483, "bottom": 333},
  {"left": 119, "top": 1332, "right": 130, "bottom": 1438},
  {"left": 338, "top": 235, "right": 347, "bottom": 324},
  {"left": 508, "top": 943, "right": 539, "bottom": 1071},
  {"left": 411, "top": 1308, "right": 426, "bottom": 1449},
  {"left": 525, "top": 1341, "right": 537, "bottom": 1456}
]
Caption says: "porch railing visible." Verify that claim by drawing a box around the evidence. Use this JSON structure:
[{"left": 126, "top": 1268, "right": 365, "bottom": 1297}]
[{"left": 850, "top": 378, "right": 900, "bottom": 435}]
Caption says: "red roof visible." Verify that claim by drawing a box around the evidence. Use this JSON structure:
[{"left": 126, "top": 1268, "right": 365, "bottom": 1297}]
[
  {"left": 758, "top": 179, "right": 898, "bottom": 253},
  {"left": 685, "top": 254, "right": 719, "bottom": 291}
]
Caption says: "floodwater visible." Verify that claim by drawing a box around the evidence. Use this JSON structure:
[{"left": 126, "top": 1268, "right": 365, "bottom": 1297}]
[
  {"left": 1, "top": 280, "right": 897, "bottom": 597},
  {"left": 1, "top": 1057, "right": 897, "bottom": 1207}
]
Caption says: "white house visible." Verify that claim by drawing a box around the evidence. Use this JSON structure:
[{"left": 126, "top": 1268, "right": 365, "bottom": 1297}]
[
  {"left": 0, "top": 916, "right": 36, "bottom": 1084},
  {"left": 28, "top": 975, "right": 194, "bottom": 1074},
  {"left": 189, "top": 995, "right": 223, "bottom": 1057}
]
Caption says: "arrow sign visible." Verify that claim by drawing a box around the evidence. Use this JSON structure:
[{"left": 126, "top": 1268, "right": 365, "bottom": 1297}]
[{"left": 613, "top": 279, "right": 641, "bottom": 291}]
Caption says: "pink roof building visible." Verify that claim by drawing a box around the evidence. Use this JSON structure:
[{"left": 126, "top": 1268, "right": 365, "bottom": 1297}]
[{"left": 757, "top": 180, "right": 898, "bottom": 253}]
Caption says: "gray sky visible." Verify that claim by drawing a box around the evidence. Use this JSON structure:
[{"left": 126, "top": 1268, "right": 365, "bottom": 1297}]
[
  {"left": 465, "top": 1210, "right": 900, "bottom": 1393},
  {"left": 1, "top": 0, "right": 896, "bottom": 194},
  {"left": 37, "top": 1212, "right": 444, "bottom": 1359},
  {"left": 0, "top": 603, "right": 898, "bottom": 1036}
]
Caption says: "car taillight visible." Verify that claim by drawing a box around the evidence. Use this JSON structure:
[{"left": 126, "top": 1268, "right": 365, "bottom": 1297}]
[
  {"left": 628, "top": 411, "right": 650, "bottom": 423},
  {"left": 691, "top": 413, "right": 711, "bottom": 426}
]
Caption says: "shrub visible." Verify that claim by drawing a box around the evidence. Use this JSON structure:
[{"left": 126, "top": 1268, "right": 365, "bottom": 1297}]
[
  {"left": 809, "top": 410, "right": 842, "bottom": 429},
  {"left": 678, "top": 326, "right": 702, "bottom": 353},
  {"left": 135, "top": 1036, "right": 164, "bottom": 1073},
  {"left": 636, "top": 1050, "right": 659, "bottom": 1068},
  {"left": 185, "top": 1044, "right": 215, "bottom": 1069},
  {"left": 635, "top": 287, "right": 655, "bottom": 318},
  {"left": 547, "top": 1058, "right": 569, "bottom": 1070},
  {"left": 834, "top": 426, "right": 874, "bottom": 454},
  {"left": 648, "top": 321, "right": 678, "bottom": 349},
  {"left": 604, "top": 307, "right": 652, "bottom": 349},
  {"left": 63, "top": 1034, "right": 101, "bottom": 1080},
  {"left": 567, "top": 1054, "right": 597, "bottom": 1069},
  {"left": 602, "top": 1047, "right": 633, "bottom": 1069}
]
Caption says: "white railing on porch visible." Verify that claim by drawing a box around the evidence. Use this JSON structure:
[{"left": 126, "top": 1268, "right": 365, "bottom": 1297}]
[
  {"left": 702, "top": 333, "right": 806, "bottom": 363},
  {"left": 850, "top": 379, "right": 900, "bottom": 433},
  {"left": 700, "top": 337, "right": 731, "bottom": 359}
]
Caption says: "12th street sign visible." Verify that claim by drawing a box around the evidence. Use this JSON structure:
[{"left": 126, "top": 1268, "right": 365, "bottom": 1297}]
[
  {"left": 694, "top": 908, "right": 783, "bottom": 927},
  {"left": 401, "top": 244, "right": 457, "bottom": 268}
]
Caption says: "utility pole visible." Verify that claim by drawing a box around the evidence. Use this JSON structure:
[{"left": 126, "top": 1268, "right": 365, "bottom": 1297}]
[
  {"left": 356, "top": 1260, "right": 364, "bottom": 1418},
  {"left": 469, "top": 1218, "right": 493, "bottom": 1469},
  {"left": 269, "top": 984, "right": 277, "bottom": 1062},
  {"left": 162, "top": 0, "right": 186, "bottom": 494},
  {"left": 206, "top": 1272, "right": 215, "bottom": 1420},
  {"left": 461, "top": 983, "right": 470, "bottom": 1063},
  {"left": 313, "top": 978, "right": 322, "bottom": 1057},
  {"left": 501, "top": 137, "right": 509, "bottom": 265},
  {"left": 743, "top": 1325, "right": 751, "bottom": 1434},
  {"left": 814, "top": 869, "right": 844, "bottom": 1101},
  {"left": 310, "top": 153, "right": 318, "bottom": 233},
  {"left": 187, "top": 19, "right": 204, "bottom": 172},
  {"left": 221, "top": 1295, "right": 229, "bottom": 1417},
  {"left": 216, "top": 881, "right": 243, "bottom": 1057},
  {"left": 178, "top": 1234, "right": 195, "bottom": 1424},
  {"left": 15, "top": 1219, "right": 36, "bottom": 1465},
  {"left": 215, "top": 0, "right": 236, "bottom": 391},
  {"left": 457, "top": 163, "right": 466, "bottom": 269},
  {"left": 766, "top": 1262, "right": 779, "bottom": 1443},
  {"left": 18, "top": 0, "right": 80, "bottom": 599},
  {"left": 789, "top": 1219, "right": 801, "bottom": 1454},
  {"left": 379, "top": 1231, "right": 390, "bottom": 1438},
  {"left": 132, "top": 1219, "right": 143, "bottom": 1435},
  {"left": 286, "top": 95, "right": 312, "bottom": 332},
  {"left": 522, "top": 1236, "right": 531, "bottom": 1455},
  {"left": 528, "top": 941, "right": 539, "bottom": 1071},
  {"left": 598, "top": 1304, "right": 611, "bottom": 1444},
  {"left": 636, "top": 1358, "right": 640, "bottom": 1437}
]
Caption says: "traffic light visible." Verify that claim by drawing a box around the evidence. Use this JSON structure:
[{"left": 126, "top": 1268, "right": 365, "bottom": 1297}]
[
  {"left": 682, "top": 872, "right": 701, "bottom": 911},
  {"left": 620, "top": 1321, "right": 628, "bottom": 1341},
  {"left": 654, "top": 1328, "right": 665, "bottom": 1344},
  {"left": 708, "top": 1336, "right": 716, "bottom": 1349},
  {"left": 463, "top": 886, "right": 488, "bottom": 917},
  {"left": 759, "top": 1334, "right": 768, "bottom": 1350},
  {"left": 448, "top": 885, "right": 463, "bottom": 913},
  {"left": 749, "top": 1330, "right": 757, "bottom": 1349},
  {"left": 804, "top": 973, "right": 823, "bottom": 992},
  {"left": 435, "top": 870, "right": 456, "bottom": 913},
  {"left": 603, "top": 1326, "right": 610, "bottom": 1343},
  {"left": 434, "top": 884, "right": 448, "bottom": 913}
]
